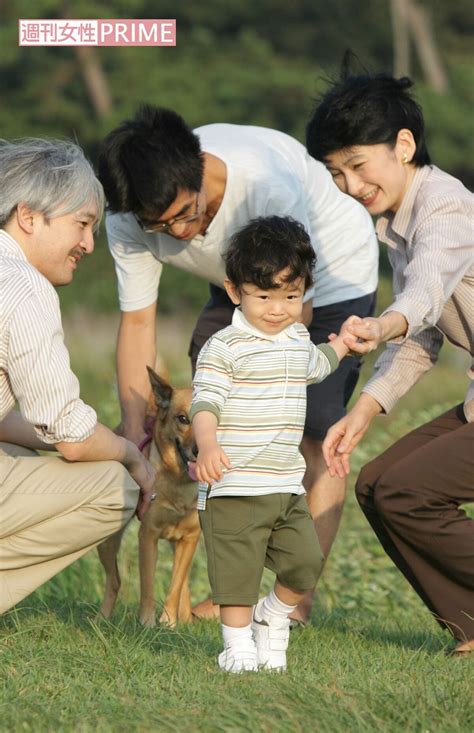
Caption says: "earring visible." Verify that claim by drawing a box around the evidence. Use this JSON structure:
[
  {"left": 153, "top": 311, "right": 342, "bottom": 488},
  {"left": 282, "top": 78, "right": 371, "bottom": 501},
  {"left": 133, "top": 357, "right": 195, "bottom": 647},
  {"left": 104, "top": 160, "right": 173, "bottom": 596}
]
[{"left": 402, "top": 152, "right": 409, "bottom": 164}]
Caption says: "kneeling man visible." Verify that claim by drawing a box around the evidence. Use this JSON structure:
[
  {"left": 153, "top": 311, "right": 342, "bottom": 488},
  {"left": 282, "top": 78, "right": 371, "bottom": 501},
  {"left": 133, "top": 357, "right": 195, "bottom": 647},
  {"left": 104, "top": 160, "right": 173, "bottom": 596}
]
[{"left": 0, "top": 139, "right": 156, "bottom": 614}]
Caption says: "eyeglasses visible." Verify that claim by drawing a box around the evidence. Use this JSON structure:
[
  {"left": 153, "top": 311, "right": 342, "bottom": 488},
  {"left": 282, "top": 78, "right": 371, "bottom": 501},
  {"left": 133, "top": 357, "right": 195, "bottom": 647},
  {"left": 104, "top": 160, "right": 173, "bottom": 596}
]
[{"left": 135, "top": 193, "right": 201, "bottom": 235}]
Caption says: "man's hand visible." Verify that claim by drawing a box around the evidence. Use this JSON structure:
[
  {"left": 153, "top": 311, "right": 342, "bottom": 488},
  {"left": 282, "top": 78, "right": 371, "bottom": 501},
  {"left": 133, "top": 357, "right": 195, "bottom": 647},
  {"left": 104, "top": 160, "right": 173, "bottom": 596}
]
[
  {"left": 322, "top": 395, "right": 382, "bottom": 478},
  {"left": 127, "top": 457, "right": 157, "bottom": 521},
  {"left": 121, "top": 442, "right": 157, "bottom": 520},
  {"left": 195, "top": 440, "right": 231, "bottom": 484},
  {"left": 56, "top": 424, "right": 157, "bottom": 520}
]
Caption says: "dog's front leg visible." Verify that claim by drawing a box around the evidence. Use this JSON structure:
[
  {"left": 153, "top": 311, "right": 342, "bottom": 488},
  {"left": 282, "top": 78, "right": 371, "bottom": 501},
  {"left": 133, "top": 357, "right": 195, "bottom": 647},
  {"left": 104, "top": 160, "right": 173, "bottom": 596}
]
[
  {"left": 138, "top": 523, "right": 160, "bottom": 627},
  {"left": 97, "top": 528, "right": 125, "bottom": 619},
  {"left": 177, "top": 525, "right": 201, "bottom": 622},
  {"left": 162, "top": 519, "right": 201, "bottom": 625}
]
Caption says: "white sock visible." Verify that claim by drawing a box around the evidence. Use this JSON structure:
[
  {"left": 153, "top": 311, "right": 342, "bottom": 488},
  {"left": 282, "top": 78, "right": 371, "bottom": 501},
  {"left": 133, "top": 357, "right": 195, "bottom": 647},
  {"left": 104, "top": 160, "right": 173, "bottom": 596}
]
[
  {"left": 218, "top": 622, "right": 258, "bottom": 673},
  {"left": 221, "top": 623, "right": 253, "bottom": 645},
  {"left": 259, "top": 590, "right": 296, "bottom": 623}
]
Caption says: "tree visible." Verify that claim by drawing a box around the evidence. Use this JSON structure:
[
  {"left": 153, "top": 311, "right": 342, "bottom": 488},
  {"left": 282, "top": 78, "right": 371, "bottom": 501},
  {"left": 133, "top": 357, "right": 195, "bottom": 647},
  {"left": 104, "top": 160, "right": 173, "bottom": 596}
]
[{"left": 390, "top": 0, "right": 449, "bottom": 92}]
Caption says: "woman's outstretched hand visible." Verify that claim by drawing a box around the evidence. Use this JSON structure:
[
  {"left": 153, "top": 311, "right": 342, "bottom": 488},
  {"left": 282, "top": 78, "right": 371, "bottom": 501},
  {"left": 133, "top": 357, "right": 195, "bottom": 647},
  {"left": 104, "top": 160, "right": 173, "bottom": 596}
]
[{"left": 322, "top": 395, "right": 383, "bottom": 478}]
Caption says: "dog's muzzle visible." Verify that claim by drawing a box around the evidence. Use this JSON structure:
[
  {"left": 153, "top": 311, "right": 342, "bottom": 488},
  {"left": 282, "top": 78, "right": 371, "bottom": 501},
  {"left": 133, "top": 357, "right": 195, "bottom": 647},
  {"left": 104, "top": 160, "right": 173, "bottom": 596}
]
[{"left": 175, "top": 439, "right": 196, "bottom": 469}]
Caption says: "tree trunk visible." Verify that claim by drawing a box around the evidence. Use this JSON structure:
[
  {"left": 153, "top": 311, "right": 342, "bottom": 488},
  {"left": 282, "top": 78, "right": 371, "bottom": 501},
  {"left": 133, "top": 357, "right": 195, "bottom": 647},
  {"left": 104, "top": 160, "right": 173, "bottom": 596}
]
[
  {"left": 60, "top": 3, "right": 113, "bottom": 118},
  {"left": 390, "top": 0, "right": 411, "bottom": 77},
  {"left": 74, "top": 46, "right": 113, "bottom": 119},
  {"left": 406, "top": 0, "right": 449, "bottom": 93}
]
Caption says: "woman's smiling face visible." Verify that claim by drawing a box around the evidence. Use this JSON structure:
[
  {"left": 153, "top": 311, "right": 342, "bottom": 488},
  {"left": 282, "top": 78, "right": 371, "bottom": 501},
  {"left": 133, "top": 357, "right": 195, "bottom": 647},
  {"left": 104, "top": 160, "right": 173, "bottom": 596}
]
[{"left": 324, "top": 129, "right": 417, "bottom": 215}]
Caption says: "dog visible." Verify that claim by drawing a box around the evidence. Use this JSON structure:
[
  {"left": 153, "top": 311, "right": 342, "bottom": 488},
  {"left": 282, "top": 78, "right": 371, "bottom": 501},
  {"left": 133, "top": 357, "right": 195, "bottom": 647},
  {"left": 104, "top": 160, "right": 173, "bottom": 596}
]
[{"left": 97, "top": 367, "right": 200, "bottom": 627}]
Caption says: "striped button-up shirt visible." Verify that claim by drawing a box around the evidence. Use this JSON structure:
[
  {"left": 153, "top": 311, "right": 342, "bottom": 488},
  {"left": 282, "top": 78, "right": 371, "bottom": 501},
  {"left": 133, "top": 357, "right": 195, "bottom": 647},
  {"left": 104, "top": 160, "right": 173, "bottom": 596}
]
[
  {"left": 190, "top": 309, "right": 339, "bottom": 508},
  {"left": 0, "top": 230, "right": 96, "bottom": 443},
  {"left": 363, "top": 165, "right": 474, "bottom": 421}
]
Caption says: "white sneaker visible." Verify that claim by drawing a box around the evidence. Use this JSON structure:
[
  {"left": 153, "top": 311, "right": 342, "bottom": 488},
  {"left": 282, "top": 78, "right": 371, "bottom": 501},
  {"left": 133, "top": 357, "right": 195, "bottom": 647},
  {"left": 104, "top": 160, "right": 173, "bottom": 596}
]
[
  {"left": 252, "top": 599, "right": 289, "bottom": 671},
  {"left": 218, "top": 637, "right": 258, "bottom": 673}
]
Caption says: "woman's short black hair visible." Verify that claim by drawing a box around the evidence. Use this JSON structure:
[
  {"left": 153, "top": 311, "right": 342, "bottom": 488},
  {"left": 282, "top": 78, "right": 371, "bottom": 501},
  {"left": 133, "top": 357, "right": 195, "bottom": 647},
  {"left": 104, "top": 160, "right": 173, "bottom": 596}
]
[
  {"left": 225, "top": 216, "right": 316, "bottom": 292},
  {"left": 306, "top": 73, "right": 430, "bottom": 166}
]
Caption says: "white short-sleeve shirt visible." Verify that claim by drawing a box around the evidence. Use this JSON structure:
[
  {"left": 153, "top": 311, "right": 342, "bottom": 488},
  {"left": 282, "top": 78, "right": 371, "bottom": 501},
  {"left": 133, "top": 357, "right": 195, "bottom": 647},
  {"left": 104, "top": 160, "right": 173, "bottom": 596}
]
[{"left": 106, "top": 124, "right": 378, "bottom": 312}]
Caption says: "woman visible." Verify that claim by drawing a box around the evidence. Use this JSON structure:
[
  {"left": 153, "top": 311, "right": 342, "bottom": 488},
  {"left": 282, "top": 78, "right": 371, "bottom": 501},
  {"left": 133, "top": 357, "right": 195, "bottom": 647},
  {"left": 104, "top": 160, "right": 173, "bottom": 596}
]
[{"left": 306, "top": 73, "right": 473, "bottom": 654}]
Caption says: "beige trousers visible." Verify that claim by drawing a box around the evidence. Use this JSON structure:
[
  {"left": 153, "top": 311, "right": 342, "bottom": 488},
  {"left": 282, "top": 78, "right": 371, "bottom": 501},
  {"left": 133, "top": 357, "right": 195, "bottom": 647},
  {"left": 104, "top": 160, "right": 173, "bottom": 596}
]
[{"left": 0, "top": 442, "right": 139, "bottom": 613}]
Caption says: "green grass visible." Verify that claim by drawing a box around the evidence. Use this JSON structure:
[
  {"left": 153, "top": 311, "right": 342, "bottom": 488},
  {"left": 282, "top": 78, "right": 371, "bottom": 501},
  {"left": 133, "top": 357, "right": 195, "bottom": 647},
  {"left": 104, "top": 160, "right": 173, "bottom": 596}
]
[
  {"left": 1, "top": 606, "right": 472, "bottom": 733},
  {"left": 1, "top": 311, "right": 472, "bottom": 732},
  {"left": 2, "top": 462, "right": 473, "bottom": 733}
]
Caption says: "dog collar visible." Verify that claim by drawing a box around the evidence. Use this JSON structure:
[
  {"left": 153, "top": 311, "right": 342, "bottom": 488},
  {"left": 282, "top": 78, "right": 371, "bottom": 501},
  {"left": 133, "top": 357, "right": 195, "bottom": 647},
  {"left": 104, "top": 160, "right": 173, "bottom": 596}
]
[{"left": 138, "top": 416, "right": 156, "bottom": 453}]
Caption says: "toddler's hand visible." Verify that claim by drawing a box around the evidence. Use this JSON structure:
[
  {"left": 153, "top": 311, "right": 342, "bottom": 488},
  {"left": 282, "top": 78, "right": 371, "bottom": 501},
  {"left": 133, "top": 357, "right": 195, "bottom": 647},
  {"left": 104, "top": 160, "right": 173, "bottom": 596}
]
[
  {"left": 338, "top": 315, "right": 364, "bottom": 344},
  {"left": 326, "top": 315, "right": 363, "bottom": 359},
  {"left": 196, "top": 441, "right": 231, "bottom": 484}
]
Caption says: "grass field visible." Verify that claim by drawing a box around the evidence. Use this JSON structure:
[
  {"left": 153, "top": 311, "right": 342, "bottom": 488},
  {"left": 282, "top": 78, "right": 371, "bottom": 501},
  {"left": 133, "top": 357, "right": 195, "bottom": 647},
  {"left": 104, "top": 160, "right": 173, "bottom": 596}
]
[{"left": 1, "top": 307, "right": 473, "bottom": 732}]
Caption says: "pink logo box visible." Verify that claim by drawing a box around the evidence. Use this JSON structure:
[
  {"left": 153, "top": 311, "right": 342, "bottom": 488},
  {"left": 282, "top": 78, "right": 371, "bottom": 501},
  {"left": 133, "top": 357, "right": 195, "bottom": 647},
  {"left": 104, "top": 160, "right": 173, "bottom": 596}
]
[{"left": 19, "top": 19, "right": 176, "bottom": 46}]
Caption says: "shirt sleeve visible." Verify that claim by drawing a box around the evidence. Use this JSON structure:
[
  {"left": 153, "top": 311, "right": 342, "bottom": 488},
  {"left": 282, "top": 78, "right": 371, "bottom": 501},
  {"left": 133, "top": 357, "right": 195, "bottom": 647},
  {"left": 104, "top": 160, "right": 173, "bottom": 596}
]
[
  {"left": 383, "top": 195, "right": 474, "bottom": 339},
  {"left": 8, "top": 292, "right": 97, "bottom": 443},
  {"left": 190, "top": 337, "right": 235, "bottom": 422},
  {"left": 362, "top": 327, "right": 444, "bottom": 414},
  {"left": 307, "top": 342, "right": 340, "bottom": 384},
  {"left": 106, "top": 212, "right": 163, "bottom": 312}
]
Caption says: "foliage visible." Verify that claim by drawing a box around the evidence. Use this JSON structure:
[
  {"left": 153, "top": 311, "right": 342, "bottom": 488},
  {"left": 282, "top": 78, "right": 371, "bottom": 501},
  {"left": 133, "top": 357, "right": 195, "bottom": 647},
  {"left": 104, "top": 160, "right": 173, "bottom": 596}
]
[
  {"left": 0, "top": 1, "right": 472, "bottom": 184},
  {"left": 5, "top": 0, "right": 466, "bottom": 421},
  {"left": 2, "top": 1, "right": 472, "bottom": 321}
]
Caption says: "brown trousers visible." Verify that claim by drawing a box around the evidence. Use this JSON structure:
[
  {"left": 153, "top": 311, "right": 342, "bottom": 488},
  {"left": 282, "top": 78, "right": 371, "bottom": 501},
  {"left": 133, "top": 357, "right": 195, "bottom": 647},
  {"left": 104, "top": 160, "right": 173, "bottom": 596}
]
[{"left": 356, "top": 405, "right": 474, "bottom": 641}]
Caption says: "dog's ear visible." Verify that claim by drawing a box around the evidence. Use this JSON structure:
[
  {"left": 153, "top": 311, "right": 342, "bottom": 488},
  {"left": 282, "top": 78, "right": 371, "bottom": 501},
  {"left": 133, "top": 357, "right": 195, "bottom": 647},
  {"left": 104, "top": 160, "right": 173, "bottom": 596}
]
[{"left": 147, "top": 366, "right": 173, "bottom": 411}]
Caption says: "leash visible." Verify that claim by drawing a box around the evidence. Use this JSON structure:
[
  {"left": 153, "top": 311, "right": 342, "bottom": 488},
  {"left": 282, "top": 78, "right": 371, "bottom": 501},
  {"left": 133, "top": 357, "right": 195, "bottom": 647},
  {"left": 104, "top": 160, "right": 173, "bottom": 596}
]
[{"left": 138, "top": 415, "right": 156, "bottom": 453}]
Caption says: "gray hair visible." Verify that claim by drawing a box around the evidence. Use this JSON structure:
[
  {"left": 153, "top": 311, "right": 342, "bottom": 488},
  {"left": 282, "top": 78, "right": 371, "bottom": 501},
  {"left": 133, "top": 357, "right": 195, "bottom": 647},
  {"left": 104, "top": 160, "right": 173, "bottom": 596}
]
[{"left": 0, "top": 138, "right": 104, "bottom": 227}]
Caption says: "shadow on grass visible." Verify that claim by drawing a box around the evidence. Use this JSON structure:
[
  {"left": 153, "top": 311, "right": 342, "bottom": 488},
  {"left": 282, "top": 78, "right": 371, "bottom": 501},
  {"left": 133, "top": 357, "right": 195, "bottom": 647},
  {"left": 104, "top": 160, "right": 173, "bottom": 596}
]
[
  {"left": 309, "top": 605, "right": 448, "bottom": 654},
  {"left": 2, "top": 595, "right": 450, "bottom": 659},
  {"left": 0, "top": 597, "right": 221, "bottom": 658}
]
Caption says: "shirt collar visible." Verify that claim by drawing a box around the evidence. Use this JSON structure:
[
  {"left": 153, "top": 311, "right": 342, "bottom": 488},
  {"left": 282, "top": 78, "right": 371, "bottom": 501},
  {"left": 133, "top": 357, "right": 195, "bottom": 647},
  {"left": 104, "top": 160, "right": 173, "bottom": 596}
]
[
  {"left": 376, "top": 165, "right": 431, "bottom": 243},
  {"left": 0, "top": 229, "right": 29, "bottom": 261},
  {"left": 232, "top": 308, "right": 300, "bottom": 341}
]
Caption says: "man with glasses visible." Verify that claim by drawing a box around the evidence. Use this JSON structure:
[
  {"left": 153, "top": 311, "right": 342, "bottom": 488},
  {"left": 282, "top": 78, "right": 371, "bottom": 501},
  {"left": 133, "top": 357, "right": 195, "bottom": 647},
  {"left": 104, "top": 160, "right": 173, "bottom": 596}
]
[
  {"left": 99, "top": 104, "right": 378, "bottom": 622},
  {"left": 134, "top": 192, "right": 202, "bottom": 235}
]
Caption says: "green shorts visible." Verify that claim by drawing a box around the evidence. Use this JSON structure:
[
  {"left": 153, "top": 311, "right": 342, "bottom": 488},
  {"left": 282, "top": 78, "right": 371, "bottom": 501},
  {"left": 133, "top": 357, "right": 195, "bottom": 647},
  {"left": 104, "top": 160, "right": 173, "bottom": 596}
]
[{"left": 199, "top": 493, "right": 324, "bottom": 606}]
